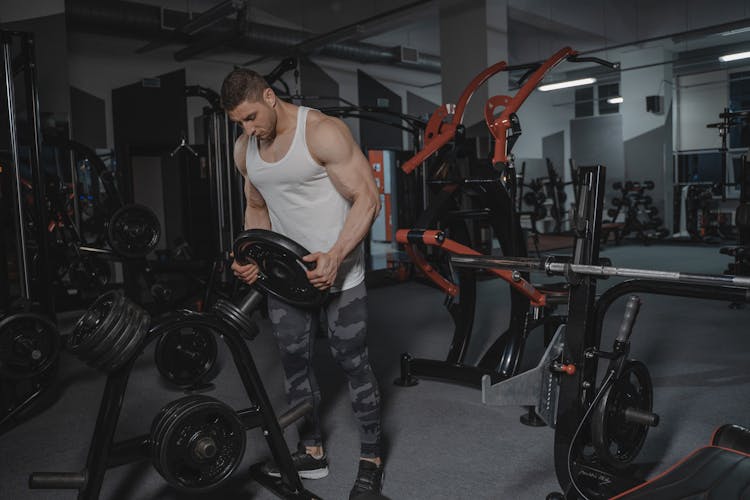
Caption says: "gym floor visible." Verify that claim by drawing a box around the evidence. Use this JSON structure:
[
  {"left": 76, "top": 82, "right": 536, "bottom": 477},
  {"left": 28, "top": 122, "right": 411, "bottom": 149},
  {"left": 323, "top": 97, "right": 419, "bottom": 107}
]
[{"left": 3, "top": 243, "right": 749, "bottom": 500}]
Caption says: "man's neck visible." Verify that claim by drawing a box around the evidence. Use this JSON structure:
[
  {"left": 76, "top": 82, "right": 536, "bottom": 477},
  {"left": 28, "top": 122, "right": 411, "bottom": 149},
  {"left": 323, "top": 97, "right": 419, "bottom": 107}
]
[{"left": 274, "top": 101, "right": 298, "bottom": 137}]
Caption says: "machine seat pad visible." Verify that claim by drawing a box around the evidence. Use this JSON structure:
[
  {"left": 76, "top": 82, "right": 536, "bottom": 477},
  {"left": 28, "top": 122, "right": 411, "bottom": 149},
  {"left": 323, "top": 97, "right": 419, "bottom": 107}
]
[{"left": 611, "top": 446, "right": 750, "bottom": 499}]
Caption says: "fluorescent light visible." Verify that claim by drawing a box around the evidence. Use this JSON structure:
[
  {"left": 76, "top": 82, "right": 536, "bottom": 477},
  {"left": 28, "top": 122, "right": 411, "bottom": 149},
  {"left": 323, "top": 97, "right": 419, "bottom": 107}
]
[
  {"left": 719, "top": 51, "right": 750, "bottom": 62},
  {"left": 538, "top": 77, "right": 597, "bottom": 92},
  {"left": 720, "top": 27, "right": 750, "bottom": 36},
  {"left": 607, "top": 96, "right": 623, "bottom": 104}
]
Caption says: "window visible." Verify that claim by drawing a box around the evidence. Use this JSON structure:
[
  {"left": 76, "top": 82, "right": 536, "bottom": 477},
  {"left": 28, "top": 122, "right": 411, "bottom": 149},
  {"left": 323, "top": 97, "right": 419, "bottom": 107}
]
[{"left": 575, "top": 87, "right": 594, "bottom": 118}]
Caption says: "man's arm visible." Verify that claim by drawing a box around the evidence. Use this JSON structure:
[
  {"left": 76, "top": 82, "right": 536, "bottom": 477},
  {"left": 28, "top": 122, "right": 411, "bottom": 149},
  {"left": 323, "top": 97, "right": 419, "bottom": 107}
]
[
  {"left": 233, "top": 135, "right": 271, "bottom": 230},
  {"left": 305, "top": 115, "right": 380, "bottom": 287},
  {"left": 231, "top": 135, "right": 267, "bottom": 285}
]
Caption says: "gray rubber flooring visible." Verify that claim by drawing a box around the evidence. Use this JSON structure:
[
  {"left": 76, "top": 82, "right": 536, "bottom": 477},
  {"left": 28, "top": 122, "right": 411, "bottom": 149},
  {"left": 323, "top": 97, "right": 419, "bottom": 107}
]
[{"left": 2, "top": 243, "right": 749, "bottom": 500}]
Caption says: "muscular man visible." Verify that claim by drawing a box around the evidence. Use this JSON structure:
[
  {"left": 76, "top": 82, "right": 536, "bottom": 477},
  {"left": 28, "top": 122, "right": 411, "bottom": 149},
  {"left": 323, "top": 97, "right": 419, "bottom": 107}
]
[{"left": 221, "top": 68, "right": 384, "bottom": 499}]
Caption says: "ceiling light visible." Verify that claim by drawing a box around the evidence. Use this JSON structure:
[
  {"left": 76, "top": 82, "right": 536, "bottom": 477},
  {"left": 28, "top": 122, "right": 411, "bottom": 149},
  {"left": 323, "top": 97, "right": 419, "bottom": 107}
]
[
  {"left": 719, "top": 51, "right": 750, "bottom": 62},
  {"left": 720, "top": 27, "right": 750, "bottom": 36},
  {"left": 607, "top": 97, "right": 623, "bottom": 104},
  {"left": 538, "top": 77, "right": 597, "bottom": 92}
]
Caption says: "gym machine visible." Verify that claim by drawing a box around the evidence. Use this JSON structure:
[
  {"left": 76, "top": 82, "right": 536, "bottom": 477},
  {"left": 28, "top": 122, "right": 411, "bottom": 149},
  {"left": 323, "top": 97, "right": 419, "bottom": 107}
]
[
  {"left": 450, "top": 165, "right": 750, "bottom": 499},
  {"left": 0, "top": 30, "right": 61, "bottom": 434},
  {"left": 394, "top": 47, "right": 618, "bottom": 391},
  {"left": 29, "top": 230, "right": 326, "bottom": 499}
]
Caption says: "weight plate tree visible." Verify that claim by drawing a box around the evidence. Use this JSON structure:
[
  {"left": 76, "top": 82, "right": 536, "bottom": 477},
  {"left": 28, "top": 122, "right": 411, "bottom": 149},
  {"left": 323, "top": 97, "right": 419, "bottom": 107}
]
[{"left": 30, "top": 229, "right": 326, "bottom": 500}]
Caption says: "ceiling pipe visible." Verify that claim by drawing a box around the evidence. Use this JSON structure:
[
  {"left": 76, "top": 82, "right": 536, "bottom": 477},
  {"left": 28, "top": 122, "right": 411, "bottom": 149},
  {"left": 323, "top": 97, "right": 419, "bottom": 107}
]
[{"left": 65, "top": 0, "right": 441, "bottom": 73}]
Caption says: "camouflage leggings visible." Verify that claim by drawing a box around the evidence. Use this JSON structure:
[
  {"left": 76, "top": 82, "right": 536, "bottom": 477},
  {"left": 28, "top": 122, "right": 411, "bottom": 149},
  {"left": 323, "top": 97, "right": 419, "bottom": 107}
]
[{"left": 267, "top": 282, "right": 382, "bottom": 458}]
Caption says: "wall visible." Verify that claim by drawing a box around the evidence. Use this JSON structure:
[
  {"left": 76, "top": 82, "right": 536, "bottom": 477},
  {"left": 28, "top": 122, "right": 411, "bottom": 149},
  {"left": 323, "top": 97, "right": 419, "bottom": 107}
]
[{"left": 675, "top": 70, "right": 728, "bottom": 151}]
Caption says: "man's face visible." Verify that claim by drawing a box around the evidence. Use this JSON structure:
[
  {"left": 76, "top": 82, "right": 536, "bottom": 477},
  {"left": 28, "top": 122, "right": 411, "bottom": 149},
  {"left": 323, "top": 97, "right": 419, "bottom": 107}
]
[{"left": 228, "top": 90, "right": 276, "bottom": 141}]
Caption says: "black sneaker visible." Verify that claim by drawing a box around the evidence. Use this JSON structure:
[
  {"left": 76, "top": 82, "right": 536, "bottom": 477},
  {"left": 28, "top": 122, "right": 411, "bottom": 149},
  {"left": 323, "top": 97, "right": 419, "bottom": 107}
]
[
  {"left": 261, "top": 447, "right": 329, "bottom": 480},
  {"left": 349, "top": 460, "right": 384, "bottom": 499}
]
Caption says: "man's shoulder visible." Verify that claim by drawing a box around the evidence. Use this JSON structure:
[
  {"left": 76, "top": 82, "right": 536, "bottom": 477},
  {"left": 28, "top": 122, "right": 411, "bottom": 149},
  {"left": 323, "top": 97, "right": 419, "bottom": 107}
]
[
  {"left": 305, "top": 110, "right": 348, "bottom": 141},
  {"left": 233, "top": 134, "right": 249, "bottom": 171}
]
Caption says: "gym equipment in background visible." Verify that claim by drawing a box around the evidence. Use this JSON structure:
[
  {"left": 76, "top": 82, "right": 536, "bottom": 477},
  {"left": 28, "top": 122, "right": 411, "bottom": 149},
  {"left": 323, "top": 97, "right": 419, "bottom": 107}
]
[{"left": 450, "top": 165, "right": 750, "bottom": 499}]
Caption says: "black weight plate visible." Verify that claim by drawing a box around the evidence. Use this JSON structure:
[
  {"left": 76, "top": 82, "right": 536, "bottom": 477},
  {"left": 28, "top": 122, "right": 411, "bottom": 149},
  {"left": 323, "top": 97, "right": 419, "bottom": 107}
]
[
  {"left": 212, "top": 299, "right": 260, "bottom": 340},
  {"left": 151, "top": 395, "right": 245, "bottom": 493},
  {"left": 108, "top": 204, "right": 161, "bottom": 258},
  {"left": 0, "top": 314, "right": 60, "bottom": 380},
  {"left": 68, "top": 291, "right": 126, "bottom": 356},
  {"left": 86, "top": 301, "right": 140, "bottom": 370},
  {"left": 98, "top": 304, "right": 150, "bottom": 373},
  {"left": 155, "top": 323, "right": 219, "bottom": 388},
  {"left": 233, "top": 229, "right": 326, "bottom": 308},
  {"left": 591, "top": 360, "right": 653, "bottom": 468},
  {"left": 86, "top": 300, "right": 139, "bottom": 362}
]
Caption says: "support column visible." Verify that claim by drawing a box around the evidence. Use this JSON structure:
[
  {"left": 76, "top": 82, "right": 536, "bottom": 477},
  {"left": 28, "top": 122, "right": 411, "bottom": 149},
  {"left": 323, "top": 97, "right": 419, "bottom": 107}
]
[{"left": 439, "top": 0, "right": 508, "bottom": 132}]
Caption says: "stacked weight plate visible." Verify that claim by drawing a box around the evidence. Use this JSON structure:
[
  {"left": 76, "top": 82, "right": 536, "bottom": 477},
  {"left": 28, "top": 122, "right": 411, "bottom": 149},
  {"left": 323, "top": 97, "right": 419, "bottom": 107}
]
[
  {"left": 150, "top": 395, "right": 246, "bottom": 492},
  {"left": 67, "top": 291, "right": 151, "bottom": 372}
]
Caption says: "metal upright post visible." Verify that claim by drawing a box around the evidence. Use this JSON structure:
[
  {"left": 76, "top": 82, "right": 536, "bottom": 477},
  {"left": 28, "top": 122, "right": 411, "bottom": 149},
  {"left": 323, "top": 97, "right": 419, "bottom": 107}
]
[
  {"left": 23, "top": 33, "right": 54, "bottom": 314},
  {"left": 552, "top": 165, "right": 606, "bottom": 495},
  {"left": 2, "top": 31, "right": 30, "bottom": 300},
  {"left": 223, "top": 113, "right": 236, "bottom": 237},
  {"left": 212, "top": 113, "right": 226, "bottom": 254}
]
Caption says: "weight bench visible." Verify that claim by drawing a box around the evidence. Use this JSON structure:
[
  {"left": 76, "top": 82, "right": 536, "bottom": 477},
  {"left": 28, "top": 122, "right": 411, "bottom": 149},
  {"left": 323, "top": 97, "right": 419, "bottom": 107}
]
[{"left": 612, "top": 424, "right": 750, "bottom": 499}]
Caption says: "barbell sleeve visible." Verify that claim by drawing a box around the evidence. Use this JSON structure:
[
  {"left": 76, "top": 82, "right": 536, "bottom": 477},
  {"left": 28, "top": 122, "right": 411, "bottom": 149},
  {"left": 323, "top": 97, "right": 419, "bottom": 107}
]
[{"left": 29, "top": 472, "right": 87, "bottom": 489}]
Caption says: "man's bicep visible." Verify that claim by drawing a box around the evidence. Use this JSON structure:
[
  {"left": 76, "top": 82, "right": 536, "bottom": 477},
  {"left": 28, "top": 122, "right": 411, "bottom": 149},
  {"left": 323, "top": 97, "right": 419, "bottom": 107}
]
[{"left": 244, "top": 178, "right": 266, "bottom": 208}]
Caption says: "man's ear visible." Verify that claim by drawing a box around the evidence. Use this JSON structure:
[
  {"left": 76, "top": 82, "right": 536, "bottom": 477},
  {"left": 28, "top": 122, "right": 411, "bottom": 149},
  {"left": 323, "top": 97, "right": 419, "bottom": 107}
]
[{"left": 264, "top": 87, "right": 275, "bottom": 107}]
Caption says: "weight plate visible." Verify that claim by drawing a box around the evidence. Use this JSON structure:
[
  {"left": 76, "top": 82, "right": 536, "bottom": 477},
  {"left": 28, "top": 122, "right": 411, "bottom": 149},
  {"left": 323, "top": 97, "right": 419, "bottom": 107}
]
[
  {"left": 233, "top": 229, "right": 327, "bottom": 308},
  {"left": 155, "top": 323, "right": 219, "bottom": 388},
  {"left": 151, "top": 395, "right": 246, "bottom": 492},
  {"left": 591, "top": 360, "right": 653, "bottom": 468},
  {"left": 0, "top": 314, "right": 60, "bottom": 380},
  {"left": 212, "top": 299, "right": 260, "bottom": 340},
  {"left": 85, "top": 301, "right": 141, "bottom": 370},
  {"left": 68, "top": 291, "right": 127, "bottom": 357},
  {"left": 107, "top": 204, "right": 161, "bottom": 258},
  {"left": 98, "top": 304, "right": 151, "bottom": 373}
]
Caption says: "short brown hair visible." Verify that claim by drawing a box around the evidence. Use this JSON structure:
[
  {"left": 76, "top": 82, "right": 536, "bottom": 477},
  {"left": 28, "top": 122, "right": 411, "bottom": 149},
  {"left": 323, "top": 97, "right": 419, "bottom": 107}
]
[{"left": 220, "top": 68, "right": 269, "bottom": 110}]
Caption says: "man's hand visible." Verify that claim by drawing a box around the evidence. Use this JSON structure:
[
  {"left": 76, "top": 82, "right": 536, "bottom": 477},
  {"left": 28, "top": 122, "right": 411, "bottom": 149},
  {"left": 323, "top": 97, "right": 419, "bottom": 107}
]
[
  {"left": 303, "top": 251, "right": 341, "bottom": 290},
  {"left": 231, "top": 258, "right": 259, "bottom": 285}
]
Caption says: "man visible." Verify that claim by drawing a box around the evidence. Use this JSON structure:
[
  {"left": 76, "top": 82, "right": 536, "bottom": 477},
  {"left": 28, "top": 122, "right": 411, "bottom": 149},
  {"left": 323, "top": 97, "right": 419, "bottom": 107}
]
[{"left": 221, "top": 68, "right": 384, "bottom": 499}]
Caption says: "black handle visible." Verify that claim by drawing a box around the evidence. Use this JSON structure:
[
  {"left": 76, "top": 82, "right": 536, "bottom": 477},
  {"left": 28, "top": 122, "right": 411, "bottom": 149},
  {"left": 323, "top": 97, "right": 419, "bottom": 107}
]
[
  {"left": 567, "top": 55, "right": 620, "bottom": 70},
  {"left": 616, "top": 295, "right": 641, "bottom": 343}
]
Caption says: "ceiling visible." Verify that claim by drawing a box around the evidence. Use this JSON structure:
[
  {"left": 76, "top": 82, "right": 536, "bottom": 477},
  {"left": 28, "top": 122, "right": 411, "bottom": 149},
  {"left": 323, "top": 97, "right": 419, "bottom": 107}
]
[{"left": 65, "top": 0, "right": 750, "bottom": 78}]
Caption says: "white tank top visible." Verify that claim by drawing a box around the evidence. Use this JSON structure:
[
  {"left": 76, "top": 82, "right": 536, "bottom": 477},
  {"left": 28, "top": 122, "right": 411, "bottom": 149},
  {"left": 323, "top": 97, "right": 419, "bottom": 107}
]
[{"left": 245, "top": 106, "right": 364, "bottom": 292}]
